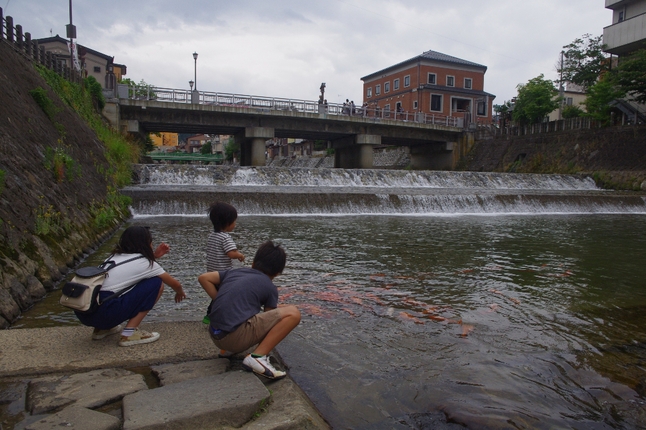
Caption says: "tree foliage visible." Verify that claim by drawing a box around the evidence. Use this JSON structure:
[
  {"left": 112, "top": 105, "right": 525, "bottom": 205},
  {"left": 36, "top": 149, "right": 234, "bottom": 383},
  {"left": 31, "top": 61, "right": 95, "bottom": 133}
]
[
  {"left": 583, "top": 74, "right": 625, "bottom": 124},
  {"left": 512, "top": 74, "right": 559, "bottom": 125},
  {"left": 560, "top": 34, "right": 610, "bottom": 90},
  {"left": 224, "top": 137, "right": 239, "bottom": 161},
  {"left": 613, "top": 48, "right": 646, "bottom": 104},
  {"left": 119, "top": 78, "right": 156, "bottom": 99},
  {"left": 201, "top": 141, "right": 212, "bottom": 154}
]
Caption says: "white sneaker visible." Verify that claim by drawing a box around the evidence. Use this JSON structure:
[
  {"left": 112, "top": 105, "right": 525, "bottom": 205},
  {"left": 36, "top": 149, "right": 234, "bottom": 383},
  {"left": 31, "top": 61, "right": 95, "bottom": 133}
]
[
  {"left": 118, "top": 328, "right": 160, "bottom": 347},
  {"left": 242, "top": 354, "right": 286, "bottom": 380}
]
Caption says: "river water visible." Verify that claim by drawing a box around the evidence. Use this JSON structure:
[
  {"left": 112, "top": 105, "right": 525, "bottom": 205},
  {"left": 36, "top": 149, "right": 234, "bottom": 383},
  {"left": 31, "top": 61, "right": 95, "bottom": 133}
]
[{"left": 15, "top": 166, "right": 646, "bottom": 429}]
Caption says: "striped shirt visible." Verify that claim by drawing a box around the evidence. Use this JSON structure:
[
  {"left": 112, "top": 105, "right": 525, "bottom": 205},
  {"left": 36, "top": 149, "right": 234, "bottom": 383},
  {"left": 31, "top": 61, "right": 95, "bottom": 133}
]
[{"left": 206, "top": 231, "right": 237, "bottom": 272}]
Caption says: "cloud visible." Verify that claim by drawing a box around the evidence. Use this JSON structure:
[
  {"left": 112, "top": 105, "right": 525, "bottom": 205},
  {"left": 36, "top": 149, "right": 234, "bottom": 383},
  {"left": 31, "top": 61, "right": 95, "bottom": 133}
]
[{"left": 4, "top": 0, "right": 610, "bottom": 105}]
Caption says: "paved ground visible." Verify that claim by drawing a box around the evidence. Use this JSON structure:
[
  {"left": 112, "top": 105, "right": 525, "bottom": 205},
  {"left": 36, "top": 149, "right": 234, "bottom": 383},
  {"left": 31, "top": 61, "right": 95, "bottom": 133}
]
[{"left": 0, "top": 322, "right": 330, "bottom": 429}]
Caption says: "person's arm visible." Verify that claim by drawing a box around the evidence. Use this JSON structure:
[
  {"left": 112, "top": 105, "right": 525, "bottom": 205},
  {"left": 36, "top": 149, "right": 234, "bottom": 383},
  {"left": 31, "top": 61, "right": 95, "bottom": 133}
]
[
  {"left": 226, "top": 250, "right": 245, "bottom": 262},
  {"left": 154, "top": 242, "right": 170, "bottom": 259},
  {"left": 159, "top": 272, "right": 186, "bottom": 303},
  {"left": 198, "top": 272, "right": 221, "bottom": 300}
]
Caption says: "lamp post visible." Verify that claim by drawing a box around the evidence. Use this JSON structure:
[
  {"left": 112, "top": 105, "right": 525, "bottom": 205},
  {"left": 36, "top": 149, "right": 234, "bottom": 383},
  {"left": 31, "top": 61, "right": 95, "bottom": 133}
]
[{"left": 191, "top": 52, "right": 198, "bottom": 104}]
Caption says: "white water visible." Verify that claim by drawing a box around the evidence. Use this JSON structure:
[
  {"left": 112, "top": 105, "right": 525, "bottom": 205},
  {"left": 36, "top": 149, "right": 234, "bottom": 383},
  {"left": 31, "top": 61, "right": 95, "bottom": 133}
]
[{"left": 125, "top": 165, "right": 646, "bottom": 216}]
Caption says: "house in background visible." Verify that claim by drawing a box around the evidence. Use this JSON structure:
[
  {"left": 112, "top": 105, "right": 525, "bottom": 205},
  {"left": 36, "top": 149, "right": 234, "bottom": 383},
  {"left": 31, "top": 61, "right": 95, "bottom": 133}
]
[
  {"left": 150, "top": 132, "right": 179, "bottom": 152},
  {"left": 548, "top": 83, "right": 588, "bottom": 121},
  {"left": 36, "top": 35, "right": 126, "bottom": 89},
  {"left": 361, "top": 50, "right": 495, "bottom": 127}
]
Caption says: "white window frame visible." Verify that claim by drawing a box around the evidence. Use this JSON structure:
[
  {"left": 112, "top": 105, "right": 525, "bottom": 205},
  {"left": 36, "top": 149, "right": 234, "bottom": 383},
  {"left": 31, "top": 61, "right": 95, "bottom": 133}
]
[
  {"left": 477, "top": 101, "right": 486, "bottom": 116},
  {"left": 375, "top": 84, "right": 381, "bottom": 95},
  {"left": 446, "top": 75, "right": 455, "bottom": 87},
  {"left": 430, "top": 94, "right": 443, "bottom": 112},
  {"left": 367, "top": 87, "right": 372, "bottom": 98},
  {"left": 464, "top": 78, "right": 472, "bottom": 89},
  {"left": 428, "top": 73, "right": 436, "bottom": 85},
  {"left": 394, "top": 78, "right": 400, "bottom": 90},
  {"left": 385, "top": 81, "right": 390, "bottom": 93},
  {"left": 404, "top": 75, "right": 410, "bottom": 87}
]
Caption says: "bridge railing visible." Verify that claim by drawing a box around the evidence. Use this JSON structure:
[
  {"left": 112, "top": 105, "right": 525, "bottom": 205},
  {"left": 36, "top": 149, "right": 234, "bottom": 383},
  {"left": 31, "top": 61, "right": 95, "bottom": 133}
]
[{"left": 122, "top": 85, "right": 461, "bottom": 128}]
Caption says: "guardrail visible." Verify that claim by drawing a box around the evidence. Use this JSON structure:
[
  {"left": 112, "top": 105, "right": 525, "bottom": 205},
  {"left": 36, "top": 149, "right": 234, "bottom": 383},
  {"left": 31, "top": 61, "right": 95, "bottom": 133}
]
[
  {"left": 121, "top": 85, "right": 461, "bottom": 128},
  {"left": 148, "top": 152, "right": 224, "bottom": 163}
]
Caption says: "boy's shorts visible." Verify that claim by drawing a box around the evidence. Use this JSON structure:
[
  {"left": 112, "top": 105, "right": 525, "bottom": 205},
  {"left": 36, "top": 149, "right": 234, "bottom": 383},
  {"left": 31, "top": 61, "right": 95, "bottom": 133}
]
[{"left": 211, "top": 309, "right": 282, "bottom": 353}]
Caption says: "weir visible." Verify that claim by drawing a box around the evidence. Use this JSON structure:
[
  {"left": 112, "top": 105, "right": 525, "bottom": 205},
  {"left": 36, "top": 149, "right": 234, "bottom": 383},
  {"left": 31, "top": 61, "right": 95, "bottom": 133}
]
[{"left": 124, "top": 165, "right": 646, "bottom": 216}]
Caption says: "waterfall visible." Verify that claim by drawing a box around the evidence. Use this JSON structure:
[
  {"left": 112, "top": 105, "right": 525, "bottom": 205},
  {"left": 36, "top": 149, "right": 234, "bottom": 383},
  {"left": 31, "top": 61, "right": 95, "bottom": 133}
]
[{"left": 124, "top": 165, "right": 646, "bottom": 216}]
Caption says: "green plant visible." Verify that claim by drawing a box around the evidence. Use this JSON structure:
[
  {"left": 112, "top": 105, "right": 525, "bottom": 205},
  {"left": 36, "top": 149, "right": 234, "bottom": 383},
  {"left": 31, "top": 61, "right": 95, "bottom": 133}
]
[
  {"left": 562, "top": 105, "right": 584, "bottom": 118},
  {"left": 34, "top": 204, "right": 68, "bottom": 236},
  {"left": 44, "top": 146, "right": 81, "bottom": 182},
  {"left": 84, "top": 76, "right": 105, "bottom": 110},
  {"left": 224, "top": 137, "right": 240, "bottom": 161},
  {"left": 325, "top": 148, "right": 335, "bottom": 156},
  {"left": 90, "top": 190, "right": 132, "bottom": 229},
  {"left": 29, "top": 87, "right": 56, "bottom": 120}
]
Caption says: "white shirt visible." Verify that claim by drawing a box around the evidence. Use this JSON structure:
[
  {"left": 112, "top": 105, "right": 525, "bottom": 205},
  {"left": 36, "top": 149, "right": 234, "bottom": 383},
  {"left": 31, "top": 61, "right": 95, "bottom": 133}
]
[{"left": 100, "top": 253, "right": 165, "bottom": 293}]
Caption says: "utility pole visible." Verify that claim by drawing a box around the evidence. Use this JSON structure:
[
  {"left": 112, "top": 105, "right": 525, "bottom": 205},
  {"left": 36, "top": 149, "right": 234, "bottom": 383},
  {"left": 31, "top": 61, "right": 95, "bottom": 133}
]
[
  {"left": 66, "top": 0, "right": 79, "bottom": 72},
  {"left": 558, "top": 50, "right": 564, "bottom": 120}
]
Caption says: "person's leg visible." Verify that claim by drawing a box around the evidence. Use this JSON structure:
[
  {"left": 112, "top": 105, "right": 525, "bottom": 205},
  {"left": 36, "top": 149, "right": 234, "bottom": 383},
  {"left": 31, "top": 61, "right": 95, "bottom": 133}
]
[
  {"left": 252, "top": 305, "right": 301, "bottom": 356},
  {"left": 124, "top": 284, "right": 164, "bottom": 329}
]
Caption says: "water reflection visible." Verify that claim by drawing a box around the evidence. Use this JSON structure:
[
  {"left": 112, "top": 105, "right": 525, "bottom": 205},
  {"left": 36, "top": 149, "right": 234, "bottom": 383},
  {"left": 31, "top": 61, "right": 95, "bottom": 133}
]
[{"left": 16, "top": 214, "right": 646, "bottom": 428}]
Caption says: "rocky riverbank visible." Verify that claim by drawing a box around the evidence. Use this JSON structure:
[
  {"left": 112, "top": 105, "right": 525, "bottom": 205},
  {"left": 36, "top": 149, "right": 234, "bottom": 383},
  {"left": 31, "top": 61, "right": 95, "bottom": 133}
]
[{"left": 0, "top": 322, "right": 329, "bottom": 429}]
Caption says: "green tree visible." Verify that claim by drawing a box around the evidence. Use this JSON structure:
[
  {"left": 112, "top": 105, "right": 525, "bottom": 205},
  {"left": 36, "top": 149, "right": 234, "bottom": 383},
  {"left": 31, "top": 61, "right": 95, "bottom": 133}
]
[
  {"left": 119, "top": 78, "right": 156, "bottom": 99},
  {"left": 84, "top": 76, "right": 105, "bottom": 110},
  {"left": 201, "top": 141, "right": 212, "bottom": 154},
  {"left": 562, "top": 104, "right": 584, "bottom": 118},
  {"left": 560, "top": 34, "right": 609, "bottom": 90},
  {"left": 224, "top": 137, "right": 239, "bottom": 161},
  {"left": 583, "top": 74, "right": 625, "bottom": 124},
  {"left": 493, "top": 101, "right": 513, "bottom": 127},
  {"left": 613, "top": 48, "right": 646, "bottom": 104},
  {"left": 512, "top": 74, "right": 559, "bottom": 125}
]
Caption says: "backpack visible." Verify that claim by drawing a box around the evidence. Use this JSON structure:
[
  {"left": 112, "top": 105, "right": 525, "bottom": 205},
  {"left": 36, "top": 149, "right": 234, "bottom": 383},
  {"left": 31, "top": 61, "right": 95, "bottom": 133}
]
[{"left": 59, "top": 255, "right": 145, "bottom": 314}]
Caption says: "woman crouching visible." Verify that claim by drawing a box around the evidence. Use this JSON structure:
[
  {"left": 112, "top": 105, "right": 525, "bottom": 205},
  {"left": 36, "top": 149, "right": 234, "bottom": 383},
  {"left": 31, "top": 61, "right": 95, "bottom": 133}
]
[{"left": 75, "top": 226, "right": 186, "bottom": 346}]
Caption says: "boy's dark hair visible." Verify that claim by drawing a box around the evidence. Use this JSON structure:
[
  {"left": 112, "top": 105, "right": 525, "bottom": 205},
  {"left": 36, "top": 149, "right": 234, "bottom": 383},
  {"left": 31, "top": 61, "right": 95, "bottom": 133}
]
[
  {"left": 113, "top": 226, "right": 155, "bottom": 265},
  {"left": 252, "top": 241, "right": 286, "bottom": 277},
  {"left": 208, "top": 202, "right": 238, "bottom": 232}
]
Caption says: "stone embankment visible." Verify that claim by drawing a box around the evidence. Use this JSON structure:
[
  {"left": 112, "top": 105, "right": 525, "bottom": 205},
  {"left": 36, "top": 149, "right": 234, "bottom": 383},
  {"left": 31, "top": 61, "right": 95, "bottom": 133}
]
[{"left": 0, "top": 322, "right": 329, "bottom": 430}]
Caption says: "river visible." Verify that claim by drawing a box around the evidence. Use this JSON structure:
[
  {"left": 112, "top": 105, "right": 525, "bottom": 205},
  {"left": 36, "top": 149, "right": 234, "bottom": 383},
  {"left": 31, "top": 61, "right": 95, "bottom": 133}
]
[{"left": 15, "top": 166, "right": 646, "bottom": 429}]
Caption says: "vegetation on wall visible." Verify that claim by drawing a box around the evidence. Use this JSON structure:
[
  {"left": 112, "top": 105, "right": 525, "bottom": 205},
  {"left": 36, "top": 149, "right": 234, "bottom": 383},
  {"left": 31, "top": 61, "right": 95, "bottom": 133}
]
[{"left": 43, "top": 145, "right": 81, "bottom": 182}]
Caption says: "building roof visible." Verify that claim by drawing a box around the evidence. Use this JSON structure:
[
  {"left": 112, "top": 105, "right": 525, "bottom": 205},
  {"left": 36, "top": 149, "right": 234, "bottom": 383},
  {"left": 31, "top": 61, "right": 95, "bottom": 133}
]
[
  {"left": 361, "top": 49, "right": 487, "bottom": 81},
  {"left": 36, "top": 35, "right": 113, "bottom": 61}
]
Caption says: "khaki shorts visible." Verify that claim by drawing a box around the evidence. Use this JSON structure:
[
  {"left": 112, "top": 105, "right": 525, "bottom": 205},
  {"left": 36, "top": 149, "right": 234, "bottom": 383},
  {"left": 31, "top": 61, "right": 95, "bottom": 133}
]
[{"left": 211, "top": 309, "right": 282, "bottom": 353}]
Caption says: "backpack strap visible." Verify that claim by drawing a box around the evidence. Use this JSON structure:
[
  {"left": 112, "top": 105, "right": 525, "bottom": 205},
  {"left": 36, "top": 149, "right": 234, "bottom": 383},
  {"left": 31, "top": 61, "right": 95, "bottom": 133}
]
[{"left": 99, "top": 254, "right": 146, "bottom": 272}]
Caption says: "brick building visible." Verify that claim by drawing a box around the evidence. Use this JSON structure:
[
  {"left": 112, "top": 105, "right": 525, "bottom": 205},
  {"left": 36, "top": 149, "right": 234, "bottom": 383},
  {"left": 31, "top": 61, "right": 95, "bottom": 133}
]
[{"left": 361, "top": 49, "right": 495, "bottom": 125}]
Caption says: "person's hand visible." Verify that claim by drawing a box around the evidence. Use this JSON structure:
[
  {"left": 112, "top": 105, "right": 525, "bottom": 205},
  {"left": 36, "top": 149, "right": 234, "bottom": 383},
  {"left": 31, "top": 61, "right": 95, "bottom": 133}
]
[
  {"left": 237, "top": 254, "right": 245, "bottom": 262},
  {"left": 174, "top": 289, "right": 186, "bottom": 303},
  {"left": 154, "top": 242, "right": 170, "bottom": 258}
]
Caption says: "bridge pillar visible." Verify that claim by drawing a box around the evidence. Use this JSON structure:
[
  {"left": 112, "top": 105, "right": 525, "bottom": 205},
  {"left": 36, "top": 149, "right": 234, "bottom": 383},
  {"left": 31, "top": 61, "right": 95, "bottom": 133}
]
[
  {"left": 409, "top": 142, "right": 455, "bottom": 170},
  {"left": 334, "top": 134, "right": 381, "bottom": 169},
  {"left": 240, "top": 127, "right": 274, "bottom": 166},
  {"left": 103, "top": 101, "right": 120, "bottom": 131}
]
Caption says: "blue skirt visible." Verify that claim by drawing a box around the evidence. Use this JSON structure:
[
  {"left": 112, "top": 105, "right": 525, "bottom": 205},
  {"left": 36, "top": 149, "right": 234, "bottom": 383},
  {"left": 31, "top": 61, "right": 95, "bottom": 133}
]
[{"left": 76, "top": 277, "right": 163, "bottom": 330}]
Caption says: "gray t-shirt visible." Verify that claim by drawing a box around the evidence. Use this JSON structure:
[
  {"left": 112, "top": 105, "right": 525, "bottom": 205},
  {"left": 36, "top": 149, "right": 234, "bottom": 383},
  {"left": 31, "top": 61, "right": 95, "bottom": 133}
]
[{"left": 208, "top": 267, "right": 278, "bottom": 333}]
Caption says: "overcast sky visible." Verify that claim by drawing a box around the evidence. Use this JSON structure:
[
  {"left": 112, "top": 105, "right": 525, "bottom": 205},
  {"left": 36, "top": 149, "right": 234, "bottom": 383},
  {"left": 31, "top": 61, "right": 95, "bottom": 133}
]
[{"left": 5, "top": 0, "right": 611, "bottom": 106}]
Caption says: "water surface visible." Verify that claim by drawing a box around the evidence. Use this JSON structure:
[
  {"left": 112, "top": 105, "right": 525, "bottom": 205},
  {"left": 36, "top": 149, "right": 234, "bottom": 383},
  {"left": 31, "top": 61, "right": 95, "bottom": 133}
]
[{"left": 17, "top": 214, "right": 646, "bottom": 429}]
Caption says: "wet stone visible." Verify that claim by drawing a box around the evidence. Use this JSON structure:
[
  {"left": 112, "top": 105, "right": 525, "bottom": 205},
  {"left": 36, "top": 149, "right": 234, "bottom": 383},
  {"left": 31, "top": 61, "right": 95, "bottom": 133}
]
[
  {"left": 151, "top": 358, "right": 229, "bottom": 386},
  {"left": 27, "top": 368, "right": 147, "bottom": 415},
  {"left": 122, "top": 371, "right": 269, "bottom": 430},
  {"left": 24, "top": 405, "right": 121, "bottom": 430}
]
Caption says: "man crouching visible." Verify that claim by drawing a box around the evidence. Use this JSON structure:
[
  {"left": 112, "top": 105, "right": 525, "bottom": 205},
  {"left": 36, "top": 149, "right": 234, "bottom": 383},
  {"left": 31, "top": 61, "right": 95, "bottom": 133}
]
[{"left": 198, "top": 241, "right": 301, "bottom": 379}]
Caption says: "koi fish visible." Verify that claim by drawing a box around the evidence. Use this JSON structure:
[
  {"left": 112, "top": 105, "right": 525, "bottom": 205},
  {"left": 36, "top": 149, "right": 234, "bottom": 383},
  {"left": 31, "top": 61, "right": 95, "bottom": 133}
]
[{"left": 399, "top": 311, "right": 424, "bottom": 324}]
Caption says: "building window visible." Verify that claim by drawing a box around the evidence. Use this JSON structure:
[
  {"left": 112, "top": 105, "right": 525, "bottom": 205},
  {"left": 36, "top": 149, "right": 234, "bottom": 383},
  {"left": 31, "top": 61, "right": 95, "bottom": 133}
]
[
  {"left": 367, "top": 88, "right": 372, "bottom": 98},
  {"left": 94, "top": 66, "right": 101, "bottom": 73},
  {"left": 428, "top": 73, "right": 436, "bottom": 85},
  {"left": 619, "top": 9, "right": 625, "bottom": 22},
  {"left": 477, "top": 101, "right": 486, "bottom": 116},
  {"left": 404, "top": 75, "right": 410, "bottom": 87},
  {"left": 385, "top": 82, "right": 390, "bottom": 93},
  {"left": 430, "top": 94, "right": 442, "bottom": 112},
  {"left": 464, "top": 78, "right": 472, "bottom": 89},
  {"left": 566, "top": 97, "right": 573, "bottom": 106},
  {"left": 394, "top": 79, "right": 400, "bottom": 90},
  {"left": 447, "top": 76, "right": 455, "bottom": 87},
  {"left": 413, "top": 100, "right": 418, "bottom": 109},
  {"left": 375, "top": 84, "right": 381, "bottom": 95}
]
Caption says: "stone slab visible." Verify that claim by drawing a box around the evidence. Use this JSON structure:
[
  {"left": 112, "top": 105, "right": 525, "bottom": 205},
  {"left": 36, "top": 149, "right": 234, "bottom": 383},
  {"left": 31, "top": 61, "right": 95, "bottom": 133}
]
[
  {"left": 123, "top": 371, "right": 269, "bottom": 430},
  {"left": 0, "top": 322, "right": 217, "bottom": 378},
  {"left": 151, "top": 358, "right": 229, "bottom": 386},
  {"left": 25, "top": 406, "right": 121, "bottom": 430},
  {"left": 27, "top": 368, "right": 147, "bottom": 414}
]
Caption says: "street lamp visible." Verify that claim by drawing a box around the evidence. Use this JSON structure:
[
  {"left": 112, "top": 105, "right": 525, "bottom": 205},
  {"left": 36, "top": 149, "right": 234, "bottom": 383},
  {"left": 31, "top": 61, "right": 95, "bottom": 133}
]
[
  {"left": 189, "top": 80, "right": 194, "bottom": 91},
  {"left": 193, "top": 52, "right": 198, "bottom": 90}
]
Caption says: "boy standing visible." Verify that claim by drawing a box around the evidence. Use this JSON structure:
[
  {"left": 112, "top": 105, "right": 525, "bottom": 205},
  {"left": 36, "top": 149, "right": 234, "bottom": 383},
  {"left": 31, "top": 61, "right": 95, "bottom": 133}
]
[{"left": 198, "top": 241, "right": 301, "bottom": 380}]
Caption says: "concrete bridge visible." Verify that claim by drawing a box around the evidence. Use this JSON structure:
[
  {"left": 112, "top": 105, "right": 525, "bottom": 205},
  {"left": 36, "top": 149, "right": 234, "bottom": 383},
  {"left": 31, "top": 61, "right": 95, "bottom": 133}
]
[{"left": 105, "top": 86, "right": 472, "bottom": 169}]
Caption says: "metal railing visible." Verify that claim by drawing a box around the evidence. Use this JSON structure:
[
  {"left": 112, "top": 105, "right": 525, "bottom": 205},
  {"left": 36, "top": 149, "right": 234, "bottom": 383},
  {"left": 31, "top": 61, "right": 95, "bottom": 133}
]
[
  {"left": 147, "top": 151, "right": 224, "bottom": 163},
  {"left": 121, "top": 85, "right": 461, "bottom": 128}
]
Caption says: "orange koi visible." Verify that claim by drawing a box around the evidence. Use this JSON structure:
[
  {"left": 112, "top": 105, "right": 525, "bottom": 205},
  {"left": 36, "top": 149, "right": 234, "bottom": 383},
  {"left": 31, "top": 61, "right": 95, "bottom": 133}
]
[{"left": 399, "top": 311, "right": 424, "bottom": 324}]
